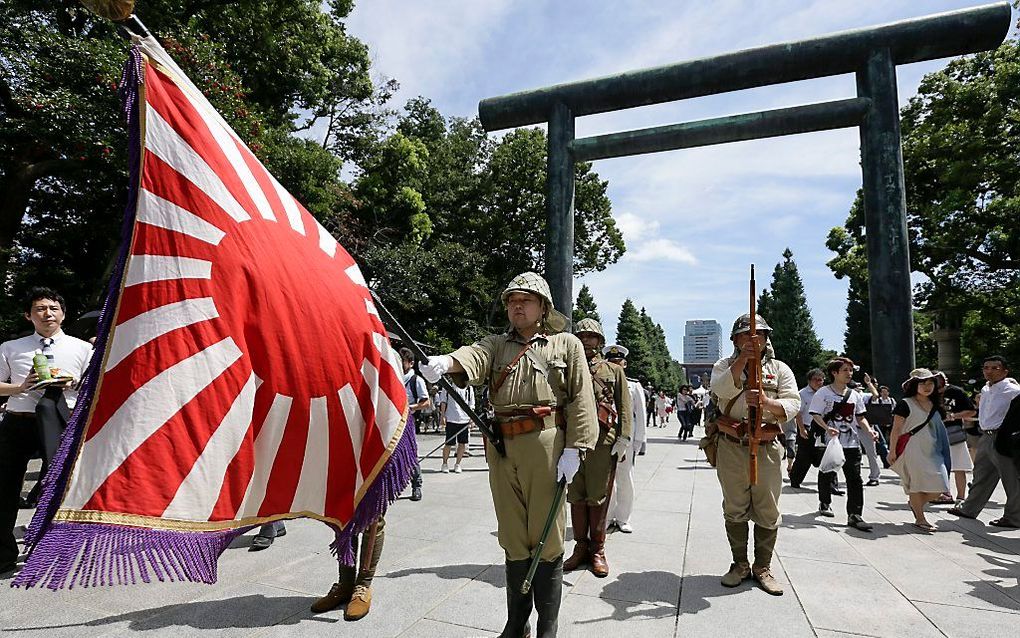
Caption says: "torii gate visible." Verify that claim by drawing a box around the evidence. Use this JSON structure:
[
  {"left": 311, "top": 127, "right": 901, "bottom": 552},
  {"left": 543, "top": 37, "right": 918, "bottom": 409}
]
[{"left": 477, "top": 2, "right": 1012, "bottom": 391}]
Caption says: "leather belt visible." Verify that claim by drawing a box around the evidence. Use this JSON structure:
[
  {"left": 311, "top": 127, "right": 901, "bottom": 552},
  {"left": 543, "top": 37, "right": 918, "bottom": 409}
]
[
  {"left": 495, "top": 406, "right": 565, "bottom": 439},
  {"left": 716, "top": 416, "right": 781, "bottom": 444}
]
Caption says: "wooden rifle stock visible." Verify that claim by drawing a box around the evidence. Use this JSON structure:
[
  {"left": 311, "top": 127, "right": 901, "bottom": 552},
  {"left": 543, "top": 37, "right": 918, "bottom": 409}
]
[{"left": 748, "top": 265, "right": 764, "bottom": 486}]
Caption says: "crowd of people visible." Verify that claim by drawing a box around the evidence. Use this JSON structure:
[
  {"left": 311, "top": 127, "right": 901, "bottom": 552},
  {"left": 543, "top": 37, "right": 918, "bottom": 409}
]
[{"left": 4, "top": 278, "right": 1020, "bottom": 635}]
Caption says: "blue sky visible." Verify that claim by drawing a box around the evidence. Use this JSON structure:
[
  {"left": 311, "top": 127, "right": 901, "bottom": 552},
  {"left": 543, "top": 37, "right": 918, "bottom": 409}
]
[{"left": 346, "top": 1, "right": 1019, "bottom": 359}]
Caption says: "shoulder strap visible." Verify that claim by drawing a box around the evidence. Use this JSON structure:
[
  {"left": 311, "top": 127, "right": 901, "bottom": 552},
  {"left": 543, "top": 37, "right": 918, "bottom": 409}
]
[
  {"left": 720, "top": 394, "right": 742, "bottom": 418},
  {"left": 907, "top": 403, "right": 939, "bottom": 436},
  {"left": 822, "top": 388, "right": 852, "bottom": 424},
  {"left": 491, "top": 343, "right": 532, "bottom": 395}
]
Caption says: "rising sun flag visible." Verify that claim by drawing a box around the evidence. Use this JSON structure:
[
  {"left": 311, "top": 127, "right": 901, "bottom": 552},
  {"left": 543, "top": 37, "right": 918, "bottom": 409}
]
[{"left": 14, "top": 29, "right": 415, "bottom": 590}]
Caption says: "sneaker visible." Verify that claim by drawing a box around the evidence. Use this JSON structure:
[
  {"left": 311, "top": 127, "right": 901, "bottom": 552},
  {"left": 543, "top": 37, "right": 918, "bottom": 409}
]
[
  {"left": 818, "top": 503, "right": 835, "bottom": 518},
  {"left": 848, "top": 515, "right": 873, "bottom": 532},
  {"left": 453, "top": 464, "right": 462, "bottom": 474},
  {"left": 440, "top": 464, "right": 449, "bottom": 473},
  {"left": 617, "top": 521, "right": 633, "bottom": 533},
  {"left": 410, "top": 486, "right": 422, "bottom": 502}
]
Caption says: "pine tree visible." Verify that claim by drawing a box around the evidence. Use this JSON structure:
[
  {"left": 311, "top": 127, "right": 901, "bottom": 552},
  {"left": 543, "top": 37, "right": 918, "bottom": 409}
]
[
  {"left": 640, "top": 308, "right": 664, "bottom": 387},
  {"left": 572, "top": 284, "right": 601, "bottom": 325},
  {"left": 844, "top": 278, "right": 873, "bottom": 372},
  {"left": 758, "top": 249, "right": 824, "bottom": 378},
  {"left": 616, "top": 299, "right": 654, "bottom": 385}
]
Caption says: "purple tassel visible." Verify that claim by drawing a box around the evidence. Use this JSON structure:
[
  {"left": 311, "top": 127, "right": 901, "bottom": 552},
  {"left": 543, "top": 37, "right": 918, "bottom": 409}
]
[
  {"left": 331, "top": 414, "right": 418, "bottom": 565},
  {"left": 12, "top": 523, "right": 244, "bottom": 590}
]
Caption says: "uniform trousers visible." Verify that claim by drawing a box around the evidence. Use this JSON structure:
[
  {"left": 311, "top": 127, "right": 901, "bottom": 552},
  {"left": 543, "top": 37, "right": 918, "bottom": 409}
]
[
  {"left": 958, "top": 433, "right": 1020, "bottom": 524},
  {"left": 567, "top": 443, "right": 614, "bottom": 506},
  {"left": 608, "top": 441, "right": 638, "bottom": 525},
  {"left": 487, "top": 425, "right": 565, "bottom": 562},
  {"left": 716, "top": 437, "right": 782, "bottom": 528},
  {"left": 0, "top": 414, "right": 39, "bottom": 567}
]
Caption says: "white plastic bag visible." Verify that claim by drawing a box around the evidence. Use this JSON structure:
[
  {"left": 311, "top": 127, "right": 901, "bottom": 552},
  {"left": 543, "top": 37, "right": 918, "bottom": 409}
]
[{"left": 819, "top": 436, "right": 846, "bottom": 474}]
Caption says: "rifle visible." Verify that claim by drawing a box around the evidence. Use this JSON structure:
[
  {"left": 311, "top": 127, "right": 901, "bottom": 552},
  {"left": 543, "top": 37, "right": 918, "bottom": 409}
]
[
  {"left": 748, "top": 265, "right": 764, "bottom": 486},
  {"left": 369, "top": 290, "right": 506, "bottom": 457}
]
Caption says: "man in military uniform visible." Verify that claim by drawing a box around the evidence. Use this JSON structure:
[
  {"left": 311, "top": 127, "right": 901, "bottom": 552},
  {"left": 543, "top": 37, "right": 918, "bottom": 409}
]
[
  {"left": 563, "top": 320, "right": 632, "bottom": 577},
  {"left": 419, "top": 272, "right": 598, "bottom": 638},
  {"left": 709, "top": 314, "right": 800, "bottom": 596}
]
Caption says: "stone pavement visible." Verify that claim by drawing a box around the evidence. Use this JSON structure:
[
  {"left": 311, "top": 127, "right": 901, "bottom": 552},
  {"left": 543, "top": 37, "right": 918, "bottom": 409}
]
[{"left": 3, "top": 418, "right": 1019, "bottom": 637}]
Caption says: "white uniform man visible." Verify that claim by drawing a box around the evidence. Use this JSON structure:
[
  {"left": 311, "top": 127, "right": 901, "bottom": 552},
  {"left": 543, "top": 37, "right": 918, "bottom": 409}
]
[{"left": 605, "top": 344, "right": 647, "bottom": 533}]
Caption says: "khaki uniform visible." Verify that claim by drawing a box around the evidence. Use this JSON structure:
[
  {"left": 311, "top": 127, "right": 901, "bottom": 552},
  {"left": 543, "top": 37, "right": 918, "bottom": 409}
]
[
  {"left": 568, "top": 357, "right": 633, "bottom": 505},
  {"left": 451, "top": 330, "right": 598, "bottom": 562},
  {"left": 710, "top": 351, "right": 799, "bottom": 572}
]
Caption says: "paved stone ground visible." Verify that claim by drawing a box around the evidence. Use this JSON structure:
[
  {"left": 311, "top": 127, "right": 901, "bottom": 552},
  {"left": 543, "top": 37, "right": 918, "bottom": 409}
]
[{"left": 3, "top": 418, "right": 1019, "bottom": 637}]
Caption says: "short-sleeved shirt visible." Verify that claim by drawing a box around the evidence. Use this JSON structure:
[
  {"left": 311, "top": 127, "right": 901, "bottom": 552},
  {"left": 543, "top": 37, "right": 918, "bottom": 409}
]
[
  {"left": 403, "top": 369, "right": 429, "bottom": 408},
  {"left": 941, "top": 385, "right": 975, "bottom": 428},
  {"left": 797, "top": 386, "right": 817, "bottom": 427},
  {"left": 437, "top": 385, "right": 475, "bottom": 424},
  {"left": 0, "top": 331, "right": 93, "bottom": 411},
  {"left": 809, "top": 385, "right": 868, "bottom": 448}
]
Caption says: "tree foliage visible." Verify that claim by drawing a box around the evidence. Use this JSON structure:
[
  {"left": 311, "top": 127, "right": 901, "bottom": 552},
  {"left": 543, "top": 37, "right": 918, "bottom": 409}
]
[
  {"left": 615, "top": 299, "right": 685, "bottom": 391},
  {"left": 826, "top": 40, "right": 1020, "bottom": 378},
  {"left": 756, "top": 248, "right": 824, "bottom": 377},
  {"left": 572, "top": 284, "right": 600, "bottom": 325}
]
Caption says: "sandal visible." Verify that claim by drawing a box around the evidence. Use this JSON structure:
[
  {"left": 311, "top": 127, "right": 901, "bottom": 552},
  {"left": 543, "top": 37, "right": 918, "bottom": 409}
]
[
  {"left": 933, "top": 495, "right": 955, "bottom": 505},
  {"left": 911, "top": 521, "right": 935, "bottom": 533}
]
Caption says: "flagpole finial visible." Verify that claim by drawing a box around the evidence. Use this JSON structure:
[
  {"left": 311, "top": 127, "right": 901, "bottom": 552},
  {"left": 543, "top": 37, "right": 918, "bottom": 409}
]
[{"left": 80, "top": 1, "right": 136, "bottom": 22}]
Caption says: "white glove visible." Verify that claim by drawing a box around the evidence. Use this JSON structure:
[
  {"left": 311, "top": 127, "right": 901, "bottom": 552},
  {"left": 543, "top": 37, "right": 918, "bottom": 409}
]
[
  {"left": 557, "top": 448, "right": 581, "bottom": 484},
  {"left": 418, "top": 355, "right": 452, "bottom": 384},
  {"left": 611, "top": 437, "right": 630, "bottom": 461}
]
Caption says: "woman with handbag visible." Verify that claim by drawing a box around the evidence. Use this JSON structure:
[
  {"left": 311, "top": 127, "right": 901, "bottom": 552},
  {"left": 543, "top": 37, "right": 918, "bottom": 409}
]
[
  {"left": 934, "top": 372, "right": 976, "bottom": 505},
  {"left": 887, "top": 369, "right": 952, "bottom": 532}
]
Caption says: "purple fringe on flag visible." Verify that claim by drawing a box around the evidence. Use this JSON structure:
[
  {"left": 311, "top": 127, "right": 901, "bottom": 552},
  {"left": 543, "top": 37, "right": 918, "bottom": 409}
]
[
  {"left": 11, "top": 523, "right": 244, "bottom": 590},
  {"left": 331, "top": 414, "right": 418, "bottom": 565},
  {"left": 13, "top": 45, "right": 417, "bottom": 587}
]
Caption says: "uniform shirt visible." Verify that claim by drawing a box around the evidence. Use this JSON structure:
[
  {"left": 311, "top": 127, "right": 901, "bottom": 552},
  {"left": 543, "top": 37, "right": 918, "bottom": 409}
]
[
  {"left": 796, "top": 386, "right": 817, "bottom": 430},
  {"left": 978, "top": 378, "right": 1020, "bottom": 431},
  {"left": 809, "top": 385, "right": 868, "bottom": 448},
  {"left": 449, "top": 330, "right": 597, "bottom": 450},
  {"left": 628, "top": 379, "right": 647, "bottom": 444},
  {"left": 403, "top": 369, "right": 429, "bottom": 409},
  {"left": 0, "top": 330, "right": 93, "bottom": 412},
  {"left": 710, "top": 354, "right": 800, "bottom": 425},
  {"left": 589, "top": 357, "right": 633, "bottom": 446},
  {"left": 437, "top": 385, "right": 475, "bottom": 424}
]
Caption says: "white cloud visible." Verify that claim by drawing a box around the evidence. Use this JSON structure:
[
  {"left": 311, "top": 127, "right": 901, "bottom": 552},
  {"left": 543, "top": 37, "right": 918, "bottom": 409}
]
[{"left": 625, "top": 238, "right": 698, "bottom": 265}]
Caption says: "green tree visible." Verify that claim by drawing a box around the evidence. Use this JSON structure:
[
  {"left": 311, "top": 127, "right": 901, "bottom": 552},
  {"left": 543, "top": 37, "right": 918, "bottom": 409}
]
[
  {"left": 572, "top": 284, "right": 600, "bottom": 325},
  {"left": 616, "top": 299, "right": 654, "bottom": 385},
  {"left": 756, "top": 248, "right": 824, "bottom": 377},
  {"left": 0, "top": 0, "right": 386, "bottom": 336},
  {"left": 826, "top": 40, "right": 1020, "bottom": 375}
]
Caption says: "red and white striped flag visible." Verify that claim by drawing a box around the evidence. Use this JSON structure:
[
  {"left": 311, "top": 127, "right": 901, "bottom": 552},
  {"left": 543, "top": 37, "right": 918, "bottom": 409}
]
[{"left": 15, "top": 37, "right": 415, "bottom": 589}]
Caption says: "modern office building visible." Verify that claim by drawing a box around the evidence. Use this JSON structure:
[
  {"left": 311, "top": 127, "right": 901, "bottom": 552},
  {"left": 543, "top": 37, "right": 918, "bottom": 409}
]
[{"left": 683, "top": 320, "right": 722, "bottom": 364}]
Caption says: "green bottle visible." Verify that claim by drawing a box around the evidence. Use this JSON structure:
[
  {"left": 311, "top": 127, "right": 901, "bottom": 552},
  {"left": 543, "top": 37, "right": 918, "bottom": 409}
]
[{"left": 33, "top": 350, "right": 52, "bottom": 381}]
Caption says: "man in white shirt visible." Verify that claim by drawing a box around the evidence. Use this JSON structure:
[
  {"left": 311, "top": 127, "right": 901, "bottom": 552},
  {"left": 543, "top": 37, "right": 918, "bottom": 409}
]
[
  {"left": 949, "top": 356, "right": 1020, "bottom": 527},
  {"left": 437, "top": 384, "right": 475, "bottom": 473},
  {"left": 605, "top": 344, "right": 647, "bottom": 533},
  {"left": 0, "top": 288, "right": 93, "bottom": 574},
  {"left": 789, "top": 368, "right": 826, "bottom": 489}
]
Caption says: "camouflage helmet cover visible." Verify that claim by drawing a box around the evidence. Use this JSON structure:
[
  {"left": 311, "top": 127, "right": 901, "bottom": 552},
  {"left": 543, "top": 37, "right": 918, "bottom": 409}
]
[
  {"left": 730, "top": 313, "right": 772, "bottom": 338},
  {"left": 573, "top": 318, "right": 605, "bottom": 343},
  {"left": 501, "top": 271, "right": 569, "bottom": 333}
]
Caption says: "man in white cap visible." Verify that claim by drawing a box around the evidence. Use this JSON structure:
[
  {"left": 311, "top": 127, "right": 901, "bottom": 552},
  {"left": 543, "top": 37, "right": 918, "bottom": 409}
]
[{"left": 605, "top": 344, "right": 646, "bottom": 533}]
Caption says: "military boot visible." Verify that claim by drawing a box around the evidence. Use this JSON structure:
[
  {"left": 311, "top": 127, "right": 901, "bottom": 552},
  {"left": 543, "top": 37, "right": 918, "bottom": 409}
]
[
  {"left": 531, "top": 557, "right": 563, "bottom": 638},
  {"left": 752, "top": 525, "right": 783, "bottom": 596},
  {"left": 500, "top": 559, "right": 533, "bottom": 638},
  {"left": 721, "top": 521, "right": 751, "bottom": 587},
  {"left": 562, "top": 503, "right": 589, "bottom": 572},
  {"left": 588, "top": 503, "right": 609, "bottom": 578},
  {"left": 345, "top": 519, "right": 385, "bottom": 621},
  {"left": 310, "top": 563, "right": 356, "bottom": 613}
]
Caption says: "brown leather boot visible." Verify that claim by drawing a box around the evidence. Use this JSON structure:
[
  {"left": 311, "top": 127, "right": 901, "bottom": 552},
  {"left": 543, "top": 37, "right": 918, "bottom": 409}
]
[
  {"left": 563, "top": 503, "right": 589, "bottom": 571},
  {"left": 588, "top": 503, "right": 609, "bottom": 578},
  {"left": 310, "top": 564, "right": 356, "bottom": 613},
  {"left": 345, "top": 519, "right": 384, "bottom": 621}
]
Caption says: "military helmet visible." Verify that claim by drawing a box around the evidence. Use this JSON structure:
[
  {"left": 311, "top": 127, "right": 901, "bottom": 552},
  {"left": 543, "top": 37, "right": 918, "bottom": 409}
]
[
  {"left": 730, "top": 313, "right": 772, "bottom": 338},
  {"left": 573, "top": 318, "right": 605, "bottom": 343},
  {"left": 501, "top": 271, "right": 569, "bottom": 333}
]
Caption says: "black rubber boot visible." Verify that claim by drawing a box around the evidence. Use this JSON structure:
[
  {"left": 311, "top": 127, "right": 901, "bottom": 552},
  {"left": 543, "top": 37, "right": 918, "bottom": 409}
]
[
  {"left": 532, "top": 557, "right": 563, "bottom": 638},
  {"left": 500, "top": 559, "right": 533, "bottom": 638}
]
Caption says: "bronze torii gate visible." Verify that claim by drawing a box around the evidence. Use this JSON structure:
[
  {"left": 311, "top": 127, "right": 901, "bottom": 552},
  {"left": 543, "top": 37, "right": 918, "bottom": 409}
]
[{"left": 477, "top": 2, "right": 1011, "bottom": 391}]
